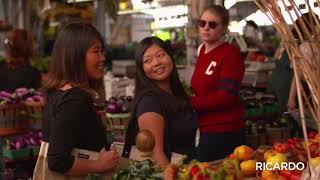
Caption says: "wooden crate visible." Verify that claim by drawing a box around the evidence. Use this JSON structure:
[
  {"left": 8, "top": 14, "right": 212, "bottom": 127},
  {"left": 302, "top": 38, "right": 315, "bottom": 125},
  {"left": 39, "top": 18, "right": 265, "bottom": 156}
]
[
  {"left": 245, "top": 133, "right": 267, "bottom": 149},
  {"left": 0, "top": 104, "right": 25, "bottom": 129},
  {"left": 266, "top": 127, "right": 290, "bottom": 144}
]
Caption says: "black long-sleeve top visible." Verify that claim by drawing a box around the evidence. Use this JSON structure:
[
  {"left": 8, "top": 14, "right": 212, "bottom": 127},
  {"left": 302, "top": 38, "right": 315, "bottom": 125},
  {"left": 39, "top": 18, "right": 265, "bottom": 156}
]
[{"left": 42, "top": 88, "right": 106, "bottom": 173}]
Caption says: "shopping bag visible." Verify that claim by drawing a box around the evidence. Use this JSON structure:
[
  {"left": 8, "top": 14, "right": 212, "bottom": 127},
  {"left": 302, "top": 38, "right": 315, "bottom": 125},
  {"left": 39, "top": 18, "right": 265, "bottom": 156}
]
[{"left": 32, "top": 142, "right": 98, "bottom": 180}]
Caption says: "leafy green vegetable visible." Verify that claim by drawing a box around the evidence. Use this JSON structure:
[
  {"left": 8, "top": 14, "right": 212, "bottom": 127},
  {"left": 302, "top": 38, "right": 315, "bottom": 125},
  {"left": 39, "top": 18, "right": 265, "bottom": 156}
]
[{"left": 112, "top": 160, "right": 163, "bottom": 180}]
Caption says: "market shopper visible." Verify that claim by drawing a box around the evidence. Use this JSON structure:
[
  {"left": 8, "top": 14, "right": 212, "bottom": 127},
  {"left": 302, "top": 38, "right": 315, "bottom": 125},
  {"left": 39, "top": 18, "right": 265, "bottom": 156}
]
[
  {"left": 271, "top": 13, "right": 319, "bottom": 135},
  {"left": 33, "top": 22, "right": 119, "bottom": 179},
  {"left": 191, "top": 5, "right": 245, "bottom": 162},
  {"left": 123, "top": 36, "right": 197, "bottom": 165},
  {"left": 0, "top": 29, "right": 41, "bottom": 92},
  {"left": 271, "top": 13, "right": 318, "bottom": 113}
]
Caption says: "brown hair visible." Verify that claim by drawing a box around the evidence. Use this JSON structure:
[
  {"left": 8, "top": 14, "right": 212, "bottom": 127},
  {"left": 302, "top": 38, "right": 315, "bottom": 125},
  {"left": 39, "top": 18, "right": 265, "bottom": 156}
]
[
  {"left": 4, "top": 29, "right": 34, "bottom": 67},
  {"left": 44, "top": 22, "right": 105, "bottom": 99},
  {"left": 201, "top": 5, "right": 230, "bottom": 26}
]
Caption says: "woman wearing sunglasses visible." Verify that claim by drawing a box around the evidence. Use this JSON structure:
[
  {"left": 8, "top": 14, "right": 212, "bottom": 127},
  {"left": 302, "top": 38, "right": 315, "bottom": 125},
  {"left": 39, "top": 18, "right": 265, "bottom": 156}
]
[{"left": 191, "top": 5, "right": 245, "bottom": 162}]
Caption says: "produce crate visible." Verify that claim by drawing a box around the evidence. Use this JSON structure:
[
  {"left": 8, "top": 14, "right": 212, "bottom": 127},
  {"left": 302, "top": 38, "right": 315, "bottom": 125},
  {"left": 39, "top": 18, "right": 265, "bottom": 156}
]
[
  {"left": 0, "top": 104, "right": 25, "bottom": 129},
  {"left": 245, "top": 133, "right": 267, "bottom": 149},
  {"left": 245, "top": 108, "right": 263, "bottom": 120},
  {"left": 24, "top": 102, "right": 44, "bottom": 130},
  {"left": 266, "top": 127, "right": 290, "bottom": 144},
  {"left": 262, "top": 104, "right": 281, "bottom": 119},
  {"left": 3, "top": 147, "right": 31, "bottom": 160},
  {"left": 105, "top": 113, "right": 131, "bottom": 142}
]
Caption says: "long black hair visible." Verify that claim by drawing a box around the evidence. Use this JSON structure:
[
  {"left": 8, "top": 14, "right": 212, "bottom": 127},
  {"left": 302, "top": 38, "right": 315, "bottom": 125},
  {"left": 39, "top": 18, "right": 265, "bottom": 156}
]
[
  {"left": 44, "top": 22, "right": 105, "bottom": 99},
  {"left": 134, "top": 36, "right": 190, "bottom": 112}
]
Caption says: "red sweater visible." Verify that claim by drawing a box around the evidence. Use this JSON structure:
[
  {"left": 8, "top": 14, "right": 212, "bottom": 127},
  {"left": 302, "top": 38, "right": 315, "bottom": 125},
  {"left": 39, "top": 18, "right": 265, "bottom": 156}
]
[{"left": 191, "top": 42, "right": 245, "bottom": 133}]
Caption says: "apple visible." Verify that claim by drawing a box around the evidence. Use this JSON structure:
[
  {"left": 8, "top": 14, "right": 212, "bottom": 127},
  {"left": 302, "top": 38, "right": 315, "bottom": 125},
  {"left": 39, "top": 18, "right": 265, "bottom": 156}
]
[
  {"left": 264, "top": 150, "right": 278, "bottom": 160},
  {"left": 266, "top": 152, "right": 287, "bottom": 169}
]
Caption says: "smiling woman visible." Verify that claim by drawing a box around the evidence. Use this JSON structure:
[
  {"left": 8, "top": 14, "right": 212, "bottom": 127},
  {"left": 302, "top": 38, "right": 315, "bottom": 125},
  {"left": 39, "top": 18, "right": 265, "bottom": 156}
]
[
  {"left": 123, "top": 36, "right": 198, "bottom": 165},
  {"left": 33, "top": 22, "right": 119, "bottom": 179}
]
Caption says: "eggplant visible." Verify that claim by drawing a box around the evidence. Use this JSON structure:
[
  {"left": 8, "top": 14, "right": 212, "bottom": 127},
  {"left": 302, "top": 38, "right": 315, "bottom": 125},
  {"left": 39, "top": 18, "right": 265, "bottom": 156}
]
[
  {"left": 0, "top": 91, "right": 12, "bottom": 99},
  {"left": 106, "top": 103, "right": 120, "bottom": 113},
  {"left": 29, "top": 137, "right": 37, "bottom": 145},
  {"left": 15, "top": 141, "right": 22, "bottom": 149},
  {"left": 15, "top": 87, "right": 28, "bottom": 93},
  {"left": 32, "top": 95, "right": 43, "bottom": 102}
]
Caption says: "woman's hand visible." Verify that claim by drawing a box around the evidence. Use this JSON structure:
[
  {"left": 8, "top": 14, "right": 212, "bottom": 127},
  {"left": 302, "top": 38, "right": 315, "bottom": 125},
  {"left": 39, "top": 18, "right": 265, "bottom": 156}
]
[
  {"left": 287, "top": 98, "right": 296, "bottom": 112},
  {"left": 95, "top": 148, "right": 119, "bottom": 172}
]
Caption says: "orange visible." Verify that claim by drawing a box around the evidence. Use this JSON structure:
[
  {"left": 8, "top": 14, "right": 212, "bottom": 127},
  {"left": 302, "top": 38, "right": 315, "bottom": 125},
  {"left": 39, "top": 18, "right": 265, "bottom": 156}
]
[
  {"left": 234, "top": 145, "right": 254, "bottom": 161},
  {"left": 240, "top": 160, "right": 257, "bottom": 174},
  {"left": 199, "top": 162, "right": 209, "bottom": 169}
]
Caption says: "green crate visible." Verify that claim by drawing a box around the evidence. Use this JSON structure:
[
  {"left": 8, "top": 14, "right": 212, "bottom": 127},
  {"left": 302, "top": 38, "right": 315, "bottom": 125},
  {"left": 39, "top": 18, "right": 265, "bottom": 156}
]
[
  {"left": 3, "top": 147, "right": 31, "bottom": 160},
  {"left": 30, "top": 145, "right": 40, "bottom": 156}
]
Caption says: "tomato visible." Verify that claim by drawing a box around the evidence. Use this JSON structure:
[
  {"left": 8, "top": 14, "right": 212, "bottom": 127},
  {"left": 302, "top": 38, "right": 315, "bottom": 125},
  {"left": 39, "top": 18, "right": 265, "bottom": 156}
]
[
  {"left": 196, "top": 173, "right": 206, "bottom": 180},
  {"left": 279, "top": 169, "right": 291, "bottom": 178},
  {"left": 308, "top": 131, "right": 318, "bottom": 139},
  {"left": 280, "top": 169, "right": 301, "bottom": 180},
  {"left": 273, "top": 143, "right": 291, "bottom": 153},
  {"left": 288, "top": 172, "right": 301, "bottom": 180},
  {"left": 287, "top": 137, "right": 301, "bottom": 145},
  {"left": 190, "top": 166, "right": 200, "bottom": 177},
  {"left": 309, "top": 142, "right": 320, "bottom": 158},
  {"left": 248, "top": 52, "right": 257, "bottom": 61},
  {"left": 256, "top": 54, "right": 266, "bottom": 62}
]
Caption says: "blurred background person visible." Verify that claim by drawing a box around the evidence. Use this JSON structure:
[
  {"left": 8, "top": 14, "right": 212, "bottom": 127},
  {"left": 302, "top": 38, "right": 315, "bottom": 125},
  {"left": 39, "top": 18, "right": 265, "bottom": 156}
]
[{"left": 0, "top": 29, "right": 41, "bottom": 92}]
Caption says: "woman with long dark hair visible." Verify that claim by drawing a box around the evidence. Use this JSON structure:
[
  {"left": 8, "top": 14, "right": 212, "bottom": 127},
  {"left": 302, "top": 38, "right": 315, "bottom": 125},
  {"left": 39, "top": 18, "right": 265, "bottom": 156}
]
[
  {"left": 34, "top": 22, "right": 118, "bottom": 179},
  {"left": 124, "top": 36, "right": 197, "bottom": 165}
]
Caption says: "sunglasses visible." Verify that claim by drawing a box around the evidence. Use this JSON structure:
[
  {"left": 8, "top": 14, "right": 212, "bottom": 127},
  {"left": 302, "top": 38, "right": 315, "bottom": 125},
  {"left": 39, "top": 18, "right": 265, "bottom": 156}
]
[{"left": 198, "top": 20, "right": 219, "bottom": 29}]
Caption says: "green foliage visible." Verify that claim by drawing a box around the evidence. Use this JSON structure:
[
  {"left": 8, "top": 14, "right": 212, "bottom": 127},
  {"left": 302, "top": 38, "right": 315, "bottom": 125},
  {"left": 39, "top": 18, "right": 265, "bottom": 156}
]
[
  {"left": 31, "top": 56, "right": 51, "bottom": 73},
  {"left": 181, "top": 80, "right": 192, "bottom": 96},
  {"left": 112, "top": 160, "right": 163, "bottom": 180},
  {"left": 172, "top": 48, "right": 186, "bottom": 66}
]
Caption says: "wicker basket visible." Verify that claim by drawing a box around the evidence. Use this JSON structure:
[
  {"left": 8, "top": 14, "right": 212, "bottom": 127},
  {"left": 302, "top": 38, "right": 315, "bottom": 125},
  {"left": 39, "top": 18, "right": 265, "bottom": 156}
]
[
  {"left": 266, "top": 127, "right": 290, "bottom": 144},
  {"left": 0, "top": 104, "right": 25, "bottom": 129},
  {"left": 105, "top": 113, "right": 131, "bottom": 142}
]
